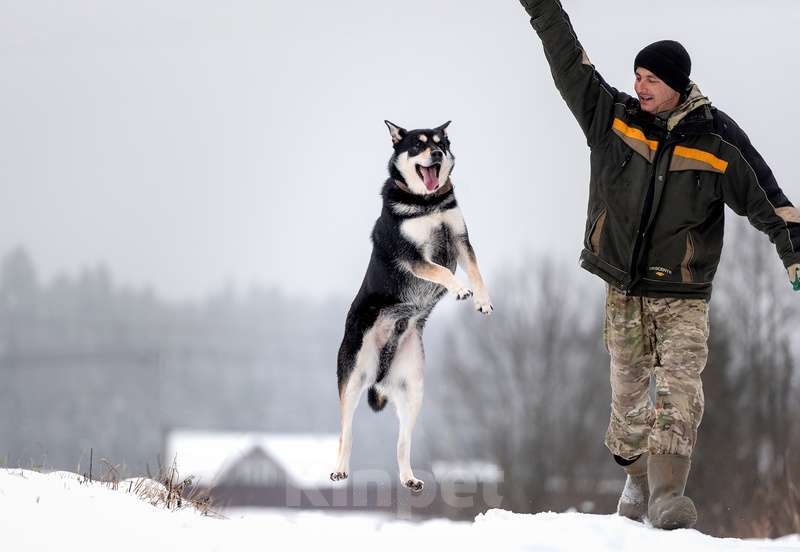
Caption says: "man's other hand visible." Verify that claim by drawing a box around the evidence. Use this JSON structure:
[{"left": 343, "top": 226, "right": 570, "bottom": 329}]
[{"left": 790, "top": 264, "right": 800, "bottom": 291}]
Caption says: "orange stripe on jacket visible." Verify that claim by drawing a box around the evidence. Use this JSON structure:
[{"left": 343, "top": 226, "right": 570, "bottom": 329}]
[
  {"left": 612, "top": 118, "right": 659, "bottom": 151},
  {"left": 673, "top": 146, "right": 729, "bottom": 173}
]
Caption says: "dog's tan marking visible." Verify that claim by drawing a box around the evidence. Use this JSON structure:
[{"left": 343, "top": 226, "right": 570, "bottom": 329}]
[
  {"left": 433, "top": 135, "right": 441, "bottom": 143},
  {"left": 460, "top": 247, "right": 486, "bottom": 291},
  {"left": 447, "top": 207, "right": 493, "bottom": 314},
  {"left": 418, "top": 134, "right": 428, "bottom": 143},
  {"left": 456, "top": 241, "right": 491, "bottom": 312},
  {"left": 409, "top": 261, "right": 461, "bottom": 291}
]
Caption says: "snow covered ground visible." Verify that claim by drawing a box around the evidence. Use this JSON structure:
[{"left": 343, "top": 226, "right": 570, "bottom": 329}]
[{"left": 1, "top": 469, "right": 798, "bottom": 552}]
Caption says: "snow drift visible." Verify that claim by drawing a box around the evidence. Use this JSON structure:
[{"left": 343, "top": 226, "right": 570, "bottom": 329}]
[{"left": 0, "top": 469, "right": 797, "bottom": 552}]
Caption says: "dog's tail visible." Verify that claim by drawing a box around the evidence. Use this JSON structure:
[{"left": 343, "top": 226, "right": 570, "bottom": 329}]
[{"left": 367, "top": 386, "right": 388, "bottom": 412}]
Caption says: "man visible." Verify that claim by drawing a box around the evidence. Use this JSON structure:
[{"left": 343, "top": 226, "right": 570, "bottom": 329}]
[{"left": 517, "top": 0, "right": 800, "bottom": 530}]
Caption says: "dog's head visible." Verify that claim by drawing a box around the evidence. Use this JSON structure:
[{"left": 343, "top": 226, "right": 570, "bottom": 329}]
[{"left": 385, "top": 121, "right": 455, "bottom": 195}]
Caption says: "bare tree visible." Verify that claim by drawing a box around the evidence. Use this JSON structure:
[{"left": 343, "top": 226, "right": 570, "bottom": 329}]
[{"left": 431, "top": 256, "right": 611, "bottom": 513}]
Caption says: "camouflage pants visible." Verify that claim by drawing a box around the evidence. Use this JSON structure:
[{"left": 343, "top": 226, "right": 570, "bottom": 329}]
[{"left": 603, "top": 285, "right": 709, "bottom": 459}]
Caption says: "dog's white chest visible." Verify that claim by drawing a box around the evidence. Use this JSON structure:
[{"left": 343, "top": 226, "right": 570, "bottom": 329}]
[{"left": 400, "top": 208, "right": 465, "bottom": 249}]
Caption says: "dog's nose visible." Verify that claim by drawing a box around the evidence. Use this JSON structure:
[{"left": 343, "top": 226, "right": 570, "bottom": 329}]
[{"left": 430, "top": 150, "right": 443, "bottom": 162}]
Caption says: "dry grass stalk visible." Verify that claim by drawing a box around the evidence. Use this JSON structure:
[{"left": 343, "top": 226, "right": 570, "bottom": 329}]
[{"left": 72, "top": 453, "right": 217, "bottom": 516}]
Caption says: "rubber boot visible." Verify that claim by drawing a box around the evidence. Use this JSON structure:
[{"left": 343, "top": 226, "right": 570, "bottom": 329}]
[
  {"left": 616, "top": 453, "right": 649, "bottom": 522},
  {"left": 647, "top": 454, "right": 697, "bottom": 529}
]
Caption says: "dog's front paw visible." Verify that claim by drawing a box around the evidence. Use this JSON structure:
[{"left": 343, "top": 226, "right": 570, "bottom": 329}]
[
  {"left": 404, "top": 478, "right": 424, "bottom": 494},
  {"left": 454, "top": 287, "right": 473, "bottom": 301},
  {"left": 330, "top": 471, "right": 348, "bottom": 482},
  {"left": 474, "top": 291, "right": 493, "bottom": 315}
]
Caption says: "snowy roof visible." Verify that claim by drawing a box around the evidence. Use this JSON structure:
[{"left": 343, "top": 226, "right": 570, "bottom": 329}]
[
  {"left": 164, "top": 430, "right": 338, "bottom": 489},
  {"left": 431, "top": 461, "right": 503, "bottom": 483}
]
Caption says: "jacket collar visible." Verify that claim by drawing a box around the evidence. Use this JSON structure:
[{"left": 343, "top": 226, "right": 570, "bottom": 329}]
[{"left": 666, "top": 82, "right": 711, "bottom": 131}]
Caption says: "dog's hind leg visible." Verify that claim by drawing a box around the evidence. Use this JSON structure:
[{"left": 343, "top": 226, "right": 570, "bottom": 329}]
[
  {"left": 387, "top": 326, "right": 425, "bottom": 493},
  {"left": 331, "top": 379, "right": 366, "bottom": 481},
  {"left": 331, "top": 329, "right": 376, "bottom": 482}
]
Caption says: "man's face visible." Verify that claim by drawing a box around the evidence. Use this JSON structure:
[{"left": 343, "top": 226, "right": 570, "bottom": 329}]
[{"left": 634, "top": 68, "right": 681, "bottom": 114}]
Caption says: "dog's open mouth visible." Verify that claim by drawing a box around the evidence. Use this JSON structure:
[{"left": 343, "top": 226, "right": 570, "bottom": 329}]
[{"left": 415, "top": 163, "right": 441, "bottom": 192}]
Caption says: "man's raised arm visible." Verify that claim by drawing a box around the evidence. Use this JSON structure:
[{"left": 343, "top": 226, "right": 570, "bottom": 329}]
[{"left": 519, "top": 0, "right": 626, "bottom": 147}]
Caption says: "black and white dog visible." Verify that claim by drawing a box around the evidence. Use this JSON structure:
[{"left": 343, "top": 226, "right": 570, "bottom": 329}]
[{"left": 330, "top": 121, "right": 492, "bottom": 493}]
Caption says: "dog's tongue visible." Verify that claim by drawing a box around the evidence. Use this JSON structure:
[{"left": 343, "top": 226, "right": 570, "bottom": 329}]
[{"left": 421, "top": 166, "right": 438, "bottom": 191}]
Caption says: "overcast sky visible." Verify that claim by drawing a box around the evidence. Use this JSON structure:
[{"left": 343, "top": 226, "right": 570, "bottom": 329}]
[{"left": 1, "top": 0, "right": 798, "bottom": 300}]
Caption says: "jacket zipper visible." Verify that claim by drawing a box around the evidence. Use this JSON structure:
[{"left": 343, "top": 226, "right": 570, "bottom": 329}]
[
  {"left": 620, "top": 150, "right": 634, "bottom": 169},
  {"left": 624, "top": 131, "right": 674, "bottom": 292}
]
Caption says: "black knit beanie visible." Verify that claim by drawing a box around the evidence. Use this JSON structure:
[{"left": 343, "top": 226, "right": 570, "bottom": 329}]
[{"left": 634, "top": 40, "right": 691, "bottom": 93}]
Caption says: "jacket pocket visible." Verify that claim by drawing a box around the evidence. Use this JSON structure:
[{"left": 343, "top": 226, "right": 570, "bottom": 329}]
[
  {"left": 588, "top": 209, "right": 608, "bottom": 255},
  {"left": 665, "top": 169, "right": 722, "bottom": 225},
  {"left": 680, "top": 232, "right": 696, "bottom": 283}
]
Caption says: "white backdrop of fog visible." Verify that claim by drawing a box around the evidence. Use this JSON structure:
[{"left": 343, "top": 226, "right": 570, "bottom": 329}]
[{"left": 1, "top": 0, "right": 798, "bottom": 300}]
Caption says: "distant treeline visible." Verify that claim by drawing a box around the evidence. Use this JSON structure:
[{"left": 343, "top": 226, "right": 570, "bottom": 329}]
[{"left": 0, "top": 247, "right": 351, "bottom": 474}]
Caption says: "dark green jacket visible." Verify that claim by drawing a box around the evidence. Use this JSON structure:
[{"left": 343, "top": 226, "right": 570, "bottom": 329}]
[{"left": 522, "top": 0, "right": 800, "bottom": 299}]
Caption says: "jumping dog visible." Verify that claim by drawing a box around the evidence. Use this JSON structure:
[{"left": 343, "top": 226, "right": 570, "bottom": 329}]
[{"left": 331, "top": 121, "right": 492, "bottom": 493}]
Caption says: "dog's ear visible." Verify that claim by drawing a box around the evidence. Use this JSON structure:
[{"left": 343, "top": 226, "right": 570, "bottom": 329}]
[
  {"left": 435, "top": 121, "right": 452, "bottom": 136},
  {"left": 385, "top": 120, "right": 406, "bottom": 145}
]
